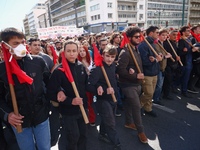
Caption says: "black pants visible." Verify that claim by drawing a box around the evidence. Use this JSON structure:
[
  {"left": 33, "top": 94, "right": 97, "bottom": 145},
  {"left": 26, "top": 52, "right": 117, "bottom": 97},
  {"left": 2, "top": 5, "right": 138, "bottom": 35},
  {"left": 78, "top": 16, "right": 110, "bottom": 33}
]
[
  {"left": 96, "top": 100, "right": 120, "bottom": 145},
  {"left": 163, "top": 66, "right": 175, "bottom": 97},
  {"left": 0, "top": 121, "right": 20, "bottom": 150},
  {"left": 58, "top": 114, "right": 87, "bottom": 150}
]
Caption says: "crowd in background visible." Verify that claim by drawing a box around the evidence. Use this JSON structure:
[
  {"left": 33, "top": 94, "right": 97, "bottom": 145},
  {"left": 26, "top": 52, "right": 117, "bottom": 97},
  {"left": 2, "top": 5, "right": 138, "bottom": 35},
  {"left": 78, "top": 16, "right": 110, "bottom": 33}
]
[{"left": 0, "top": 24, "right": 200, "bottom": 150}]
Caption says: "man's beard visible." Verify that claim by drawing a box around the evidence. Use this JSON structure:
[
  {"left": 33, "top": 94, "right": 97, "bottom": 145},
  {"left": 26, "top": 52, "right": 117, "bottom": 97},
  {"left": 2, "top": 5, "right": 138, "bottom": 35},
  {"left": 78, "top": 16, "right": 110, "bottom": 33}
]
[
  {"left": 130, "top": 40, "right": 139, "bottom": 46},
  {"left": 56, "top": 47, "right": 61, "bottom": 51}
]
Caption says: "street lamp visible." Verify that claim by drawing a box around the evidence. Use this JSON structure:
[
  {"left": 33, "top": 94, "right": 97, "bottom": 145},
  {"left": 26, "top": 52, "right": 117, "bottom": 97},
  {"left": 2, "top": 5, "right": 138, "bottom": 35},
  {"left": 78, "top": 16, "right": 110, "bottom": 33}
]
[
  {"left": 74, "top": 0, "right": 79, "bottom": 28},
  {"left": 155, "top": 9, "right": 164, "bottom": 27}
]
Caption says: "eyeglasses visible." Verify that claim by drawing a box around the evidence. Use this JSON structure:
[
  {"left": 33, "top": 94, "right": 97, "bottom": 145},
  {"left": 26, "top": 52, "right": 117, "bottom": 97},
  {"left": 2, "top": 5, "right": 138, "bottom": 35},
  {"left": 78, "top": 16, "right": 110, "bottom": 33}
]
[{"left": 133, "top": 36, "right": 141, "bottom": 39}]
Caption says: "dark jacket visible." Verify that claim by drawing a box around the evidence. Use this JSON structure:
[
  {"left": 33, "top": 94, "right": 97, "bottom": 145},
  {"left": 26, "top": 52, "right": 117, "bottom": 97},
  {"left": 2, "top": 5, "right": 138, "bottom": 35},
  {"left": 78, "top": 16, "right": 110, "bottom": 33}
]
[
  {"left": 0, "top": 55, "right": 50, "bottom": 128},
  {"left": 163, "top": 40, "right": 179, "bottom": 69},
  {"left": 46, "top": 60, "right": 88, "bottom": 116},
  {"left": 116, "top": 46, "right": 143, "bottom": 87},
  {"left": 138, "top": 36, "right": 160, "bottom": 76},
  {"left": 87, "top": 62, "right": 117, "bottom": 104},
  {"left": 178, "top": 39, "right": 193, "bottom": 66}
]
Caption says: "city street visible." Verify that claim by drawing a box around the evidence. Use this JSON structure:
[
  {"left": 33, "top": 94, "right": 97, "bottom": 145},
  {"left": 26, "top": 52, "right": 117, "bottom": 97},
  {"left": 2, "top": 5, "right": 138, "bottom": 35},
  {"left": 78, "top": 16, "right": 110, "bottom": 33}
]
[{"left": 52, "top": 88, "right": 200, "bottom": 150}]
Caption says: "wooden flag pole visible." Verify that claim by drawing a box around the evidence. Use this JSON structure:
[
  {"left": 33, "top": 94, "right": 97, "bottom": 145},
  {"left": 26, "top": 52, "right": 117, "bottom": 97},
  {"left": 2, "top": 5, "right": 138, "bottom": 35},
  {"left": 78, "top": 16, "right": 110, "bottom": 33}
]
[
  {"left": 9, "top": 84, "right": 22, "bottom": 133},
  {"left": 101, "top": 66, "right": 117, "bottom": 103},
  {"left": 144, "top": 38, "right": 159, "bottom": 57},
  {"left": 166, "top": 39, "right": 183, "bottom": 66},
  {"left": 71, "top": 82, "right": 89, "bottom": 124},
  {"left": 156, "top": 42, "right": 175, "bottom": 62}
]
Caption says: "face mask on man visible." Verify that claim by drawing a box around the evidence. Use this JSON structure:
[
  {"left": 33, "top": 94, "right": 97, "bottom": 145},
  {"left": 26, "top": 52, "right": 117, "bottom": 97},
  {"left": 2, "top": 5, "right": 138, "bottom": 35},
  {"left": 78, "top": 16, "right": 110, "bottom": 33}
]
[{"left": 2, "top": 41, "right": 26, "bottom": 57}]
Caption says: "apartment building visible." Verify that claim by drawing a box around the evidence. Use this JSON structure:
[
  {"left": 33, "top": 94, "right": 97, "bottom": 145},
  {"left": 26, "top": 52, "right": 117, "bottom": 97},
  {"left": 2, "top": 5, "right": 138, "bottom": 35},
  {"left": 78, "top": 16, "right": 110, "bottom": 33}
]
[
  {"left": 86, "top": 0, "right": 145, "bottom": 33},
  {"left": 26, "top": 3, "right": 46, "bottom": 36},
  {"left": 23, "top": 15, "right": 30, "bottom": 36},
  {"left": 188, "top": 0, "right": 200, "bottom": 26},
  {"left": 146, "top": 0, "right": 189, "bottom": 28},
  {"left": 50, "top": 0, "right": 86, "bottom": 27}
]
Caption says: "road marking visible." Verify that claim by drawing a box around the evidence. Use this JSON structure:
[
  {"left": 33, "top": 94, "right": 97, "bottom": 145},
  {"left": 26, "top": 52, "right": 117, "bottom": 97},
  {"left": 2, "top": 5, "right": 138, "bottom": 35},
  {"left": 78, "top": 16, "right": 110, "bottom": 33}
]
[{"left": 153, "top": 104, "right": 175, "bottom": 113}]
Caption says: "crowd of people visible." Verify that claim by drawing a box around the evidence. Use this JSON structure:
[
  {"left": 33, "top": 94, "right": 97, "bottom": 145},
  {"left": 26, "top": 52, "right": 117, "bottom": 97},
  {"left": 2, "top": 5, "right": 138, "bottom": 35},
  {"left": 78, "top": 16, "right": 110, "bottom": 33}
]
[{"left": 0, "top": 24, "right": 200, "bottom": 150}]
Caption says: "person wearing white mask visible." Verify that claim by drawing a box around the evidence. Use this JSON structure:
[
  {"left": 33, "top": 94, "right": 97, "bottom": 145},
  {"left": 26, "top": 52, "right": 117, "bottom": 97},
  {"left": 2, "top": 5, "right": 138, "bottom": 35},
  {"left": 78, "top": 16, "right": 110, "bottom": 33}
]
[{"left": 0, "top": 27, "right": 51, "bottom": 150}]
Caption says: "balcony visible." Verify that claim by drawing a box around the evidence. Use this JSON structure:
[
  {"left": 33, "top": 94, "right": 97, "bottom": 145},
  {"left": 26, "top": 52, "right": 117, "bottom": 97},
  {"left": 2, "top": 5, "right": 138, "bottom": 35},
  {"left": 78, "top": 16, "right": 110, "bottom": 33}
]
[
  {"left": 190, "top": 7, "right": 200, "bottom": 11},
  {"left": 190, "top": 0, "right": 200, "bottom": 3},
  {"left": 118, "top": 0, "right": 137, "bottom": 2}
]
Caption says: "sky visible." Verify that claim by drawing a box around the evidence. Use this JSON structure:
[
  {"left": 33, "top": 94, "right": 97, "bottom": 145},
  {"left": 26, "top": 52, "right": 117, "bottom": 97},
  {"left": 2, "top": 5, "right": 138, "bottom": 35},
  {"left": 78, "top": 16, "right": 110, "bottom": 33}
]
[{"left": 0, "top": 0, "right": 46, "bottom": 31}]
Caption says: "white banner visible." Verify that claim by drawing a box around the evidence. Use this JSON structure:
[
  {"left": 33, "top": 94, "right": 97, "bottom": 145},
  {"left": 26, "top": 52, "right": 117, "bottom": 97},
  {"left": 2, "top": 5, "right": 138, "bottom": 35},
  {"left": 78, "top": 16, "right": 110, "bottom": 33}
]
[{"left": 37, "top": 26, "right": 84, "bottom": 39}]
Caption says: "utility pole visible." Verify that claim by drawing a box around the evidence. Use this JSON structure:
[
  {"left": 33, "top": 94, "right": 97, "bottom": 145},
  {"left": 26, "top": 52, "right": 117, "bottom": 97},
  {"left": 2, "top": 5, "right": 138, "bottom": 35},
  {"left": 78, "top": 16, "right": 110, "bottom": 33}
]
[
  {"left": 74, "top": 0, "right": 79, "bottom": 28},
  {"left": 181, "top": 0, "right": 185, "bottom": 26},
  {"left": 47, "top": 3, "right": 52, "bottom": 27}
]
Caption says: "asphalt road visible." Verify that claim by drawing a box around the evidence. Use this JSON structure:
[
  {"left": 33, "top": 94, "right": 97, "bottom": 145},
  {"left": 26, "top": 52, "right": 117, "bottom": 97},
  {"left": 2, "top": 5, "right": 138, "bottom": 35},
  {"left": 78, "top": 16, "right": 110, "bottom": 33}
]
[{"left": 51, "top": 88, "right": 200, "bottom": 150}]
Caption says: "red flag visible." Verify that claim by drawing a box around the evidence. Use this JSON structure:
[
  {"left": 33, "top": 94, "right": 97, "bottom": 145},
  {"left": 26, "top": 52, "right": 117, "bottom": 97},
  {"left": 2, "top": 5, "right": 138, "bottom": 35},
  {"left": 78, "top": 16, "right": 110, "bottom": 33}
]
[
  {"left": 50, "top": 46, "right": 58, "bottom": 64},
  {"left": 140, "top": 33, "right": 145, "bottom": 42},
  {"left": 59, "top": 52, "right": 74, "bottom": 82},
  {"left": 92, "top": 43, "right": 103, "bottom": 66},
  {"left": 191, "top": 30, "right": 200, "bottom": 42},
  {"left": 120, "top": 32, "right": 130, "bottom": 48},
  {"left": 1, "top": 44, "right": 33, "bottom": 85},
  {"left": 176, "top": 32, "right": 181, "bottom": 42}
]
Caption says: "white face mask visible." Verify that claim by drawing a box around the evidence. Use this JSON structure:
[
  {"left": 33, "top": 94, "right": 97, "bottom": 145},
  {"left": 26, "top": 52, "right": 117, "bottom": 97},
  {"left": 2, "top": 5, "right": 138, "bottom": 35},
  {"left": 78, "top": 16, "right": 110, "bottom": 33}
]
[
  {"left": 12, "top": 44, "right": 26, "bottom": 57},
  {"left": 2, "top": 41, "right": 28, "bottom": 61}
]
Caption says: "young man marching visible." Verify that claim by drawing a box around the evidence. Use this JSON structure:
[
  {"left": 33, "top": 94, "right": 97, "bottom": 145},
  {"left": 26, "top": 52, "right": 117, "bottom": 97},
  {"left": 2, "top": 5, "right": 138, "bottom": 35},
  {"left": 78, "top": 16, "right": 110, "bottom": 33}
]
[
  {"left": 87, "top": 45, "right": 121, "bottom": 150},
  {"left": 0, "top": 28, "right": 51, "bottom": 150}
]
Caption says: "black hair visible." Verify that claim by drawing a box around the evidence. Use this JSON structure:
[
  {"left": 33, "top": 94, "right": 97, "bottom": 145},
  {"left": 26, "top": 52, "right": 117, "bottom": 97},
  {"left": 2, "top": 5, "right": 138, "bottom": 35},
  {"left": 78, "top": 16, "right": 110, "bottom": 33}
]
[
  {"left": 146, "top": 26, "right": 159, "bottom": 36},
  {"left": 28, "top": 38, "right": 40, "bottom": 45},
  {"left": 0, "top": 27, "right": 24, "bottom": 43},
  {"left": 179, "top": 26, "right": 190, "bottom": 36},
  {"left": 125, "top": 26, "right": 141, "bottom": 38},
  {"left": 64, "top": 40, "right": 78, "bottom": 50}
]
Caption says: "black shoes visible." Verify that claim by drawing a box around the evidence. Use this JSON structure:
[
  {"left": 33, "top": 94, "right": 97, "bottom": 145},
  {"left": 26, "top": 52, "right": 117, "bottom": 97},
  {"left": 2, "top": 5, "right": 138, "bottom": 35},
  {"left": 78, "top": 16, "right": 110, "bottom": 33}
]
[
  {"left": 153, "top": 101, "right": 164, "bottom": 106},
  {"left": 144, "top": 110, "right": 157, "bottom": 117},
  {"left": 163, "top": 95, "right": 174, "bottom": 100},
  {"left": 187, "top": 88, "right": 199, "bottom": 94},
  {"left": 98, "top": 134, "right": 111, "bottom": 144},
  {"left": 181, "top": 93, "right": 193, "bottom": 98},
  {"left": 113, "top": 144, "right": 121, "bottom": 150}
]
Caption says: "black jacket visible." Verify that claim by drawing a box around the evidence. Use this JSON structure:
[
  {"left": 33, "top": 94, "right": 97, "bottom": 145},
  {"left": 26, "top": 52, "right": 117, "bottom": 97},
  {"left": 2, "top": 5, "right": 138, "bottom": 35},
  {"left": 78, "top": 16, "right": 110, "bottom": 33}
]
[
  {"left": 46, "top": 60, "right": 88, "bottom": 116},
  {"left": 87, "top": 62, "right": 117, "bottom": 104},
  {"left": 0, "top": 55, "right": 50, "bottom": 128}
]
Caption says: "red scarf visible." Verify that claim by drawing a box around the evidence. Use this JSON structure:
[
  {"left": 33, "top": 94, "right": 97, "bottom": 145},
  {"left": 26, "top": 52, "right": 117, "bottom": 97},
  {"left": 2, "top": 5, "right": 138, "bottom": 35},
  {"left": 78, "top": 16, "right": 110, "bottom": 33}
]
[{"left": 1, "top": 44, "right": 33, "bottom": 85}]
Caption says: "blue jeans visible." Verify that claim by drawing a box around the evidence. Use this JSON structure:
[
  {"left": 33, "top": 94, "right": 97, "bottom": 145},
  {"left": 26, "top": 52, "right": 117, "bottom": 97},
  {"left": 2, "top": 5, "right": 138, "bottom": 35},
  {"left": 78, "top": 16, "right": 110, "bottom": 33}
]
[
  {"left": 153, "top": 71, "right": 164, "bottom": 102},
  {"left": 12, "top": 119, "right": 50, "bottom": 150}
]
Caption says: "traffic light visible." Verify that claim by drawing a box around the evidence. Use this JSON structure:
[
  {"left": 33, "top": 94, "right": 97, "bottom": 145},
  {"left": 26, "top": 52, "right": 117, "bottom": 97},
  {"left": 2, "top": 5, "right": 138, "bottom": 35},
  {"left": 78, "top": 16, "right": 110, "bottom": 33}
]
[
  {"left": 166, "top": 21, "right": 168, "bottom": 27},
  {"left": 112, "top": 22, "right": 114, "bottom": 29}
]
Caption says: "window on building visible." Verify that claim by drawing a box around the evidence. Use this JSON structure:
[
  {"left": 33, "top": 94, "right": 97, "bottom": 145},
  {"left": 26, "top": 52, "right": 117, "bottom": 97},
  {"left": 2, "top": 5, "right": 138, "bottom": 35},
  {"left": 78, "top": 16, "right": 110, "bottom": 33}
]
[
  {"left": 139, "top": 5, "right": 143, "bottom": 10},
  {"left": 139, "top": 14, "right": 143, "bottom": 20},
  {"left": 98, "top": 14, "right": 100, "bottom": 19},
  {"left": 108, "top": 13, "right": 113, "bottom": 18},
  {"left": 108, "top": 2, "right": 112, "bottom": 8}
]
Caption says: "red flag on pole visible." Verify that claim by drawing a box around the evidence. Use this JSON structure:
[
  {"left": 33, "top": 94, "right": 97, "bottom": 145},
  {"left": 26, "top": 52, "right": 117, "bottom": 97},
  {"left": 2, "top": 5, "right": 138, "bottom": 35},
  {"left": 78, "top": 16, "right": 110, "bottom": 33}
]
[
  {"left": 1, "top": 44, "right": 33, "bottom": 85},
  {"left": 92, "top": 43, "right": 103, "bottom": 66},
  {"left": 59, "top": 52, "right": 74, "bottom": 82},
  {"left": 191, "top": 30, "right": 200, "bottom": 42},
  {"left": 120, "top": 32, "right": 130, "bottom": 48},
  {"left": 49, "top": 46, "right": 58, "bottom": 64}
]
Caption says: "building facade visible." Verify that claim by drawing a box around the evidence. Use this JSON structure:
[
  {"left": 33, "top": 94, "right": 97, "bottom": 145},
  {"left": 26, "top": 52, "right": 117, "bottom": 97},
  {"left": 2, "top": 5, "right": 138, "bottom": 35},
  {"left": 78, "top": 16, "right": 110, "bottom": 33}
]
[
  {"left": 146, "top": 0, "right": 189, "bottom": 29},
  {"left": 50, "top": 0, "right": 86, "bottom": 27},
  {"left": 27, "top": 3, "right": 46, "bottom": 36},
  {"left": 188, "top": 0, "right": 200, "bottom": 26},
  {"left": 23, "top": 15, "right": 30, "bottom": 37}
]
